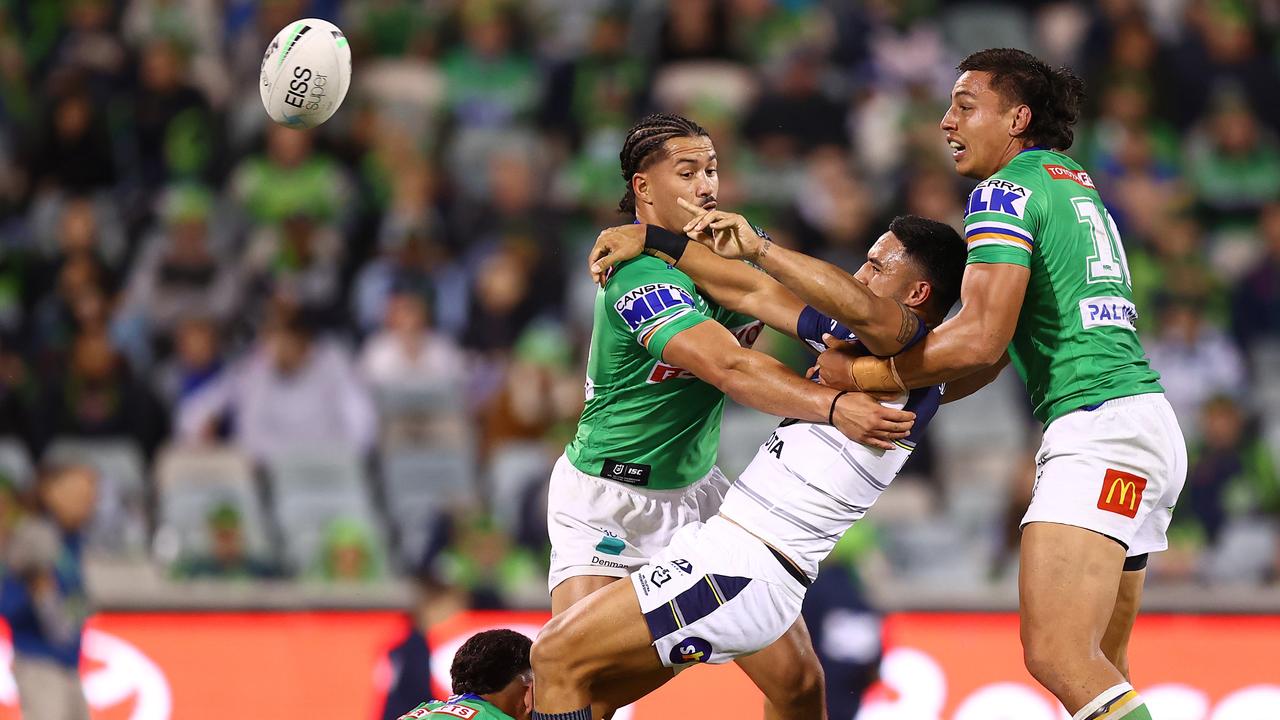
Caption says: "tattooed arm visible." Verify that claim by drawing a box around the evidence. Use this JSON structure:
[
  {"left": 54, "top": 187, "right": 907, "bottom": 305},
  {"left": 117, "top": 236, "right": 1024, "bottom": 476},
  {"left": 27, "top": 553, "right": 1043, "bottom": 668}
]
[{"left": 737, "top": 235, "right": 922, "bottom": 357}]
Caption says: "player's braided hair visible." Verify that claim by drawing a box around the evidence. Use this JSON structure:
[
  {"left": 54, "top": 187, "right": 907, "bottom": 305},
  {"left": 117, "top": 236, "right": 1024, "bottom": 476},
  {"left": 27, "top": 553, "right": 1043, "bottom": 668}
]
[
  {"left": 957, "top": 48, "right": 1085, "bottom": 151},
  {"left": 450, "top": 629, "right": 532, "bottom": 696},
  {"left": 618, "top": 113, "right": 709, "bottom": 215}
]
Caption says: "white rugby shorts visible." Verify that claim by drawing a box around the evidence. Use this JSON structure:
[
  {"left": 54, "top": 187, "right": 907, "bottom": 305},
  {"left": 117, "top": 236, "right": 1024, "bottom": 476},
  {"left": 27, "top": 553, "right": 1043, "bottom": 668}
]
[
  {"left": 629, "top": 515, "right": 806, "bottom": 668},
  {"left": 1023, "top": 393, "right": 1187, "bottom": 556},
  {"left": 546, "top": 453, "right": 730, "bottom": 593}
]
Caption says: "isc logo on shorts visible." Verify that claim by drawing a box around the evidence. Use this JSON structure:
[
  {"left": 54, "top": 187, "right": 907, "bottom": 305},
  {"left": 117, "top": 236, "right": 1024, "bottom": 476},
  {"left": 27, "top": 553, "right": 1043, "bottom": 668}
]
[{"left": 1097, "top": 469, "right": 1147, "bottom": 518}]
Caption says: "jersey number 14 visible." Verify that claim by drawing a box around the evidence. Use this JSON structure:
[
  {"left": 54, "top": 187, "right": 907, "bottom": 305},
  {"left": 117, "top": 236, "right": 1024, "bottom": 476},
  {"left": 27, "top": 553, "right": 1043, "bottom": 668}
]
[{"left": 1074, "top": 197, "right": 1131, "bottom": 287}]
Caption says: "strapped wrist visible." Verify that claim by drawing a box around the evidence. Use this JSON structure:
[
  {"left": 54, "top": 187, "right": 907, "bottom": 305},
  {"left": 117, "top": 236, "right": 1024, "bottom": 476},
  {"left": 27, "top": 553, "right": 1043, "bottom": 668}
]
[{"left": 643, "top": 224, "right": 689, "bottom": 264}]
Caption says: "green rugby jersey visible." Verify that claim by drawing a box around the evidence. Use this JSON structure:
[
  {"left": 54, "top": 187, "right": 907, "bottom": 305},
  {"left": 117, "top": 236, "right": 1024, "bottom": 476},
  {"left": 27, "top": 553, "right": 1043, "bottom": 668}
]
[
  {"left": 565, "top": 255, "right": 762, "bottom": 490},
  {"left": 397, "top": 695, "right": 512, "bottom": 719},
  {"left": 964, "top": 148, "right": 1163, "bottom": 425}
]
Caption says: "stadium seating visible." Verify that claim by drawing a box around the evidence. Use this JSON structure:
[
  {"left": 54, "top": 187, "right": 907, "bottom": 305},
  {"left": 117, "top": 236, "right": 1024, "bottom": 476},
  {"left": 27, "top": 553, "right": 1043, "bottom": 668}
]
[
  {"left": 0, "top": 437, "right": 33, "bottom": 489},
  {"left": 153, "top": 445, "right": 271, "bottom": 564},
  {"left": 379, "top": 445, "right": 476, "bottom": 569},
  {"left": 265, "top": 447, "right": 387, "bottom": 575},
  {"left": 44, "top": 438, "right": 149, "bottom": 556}
]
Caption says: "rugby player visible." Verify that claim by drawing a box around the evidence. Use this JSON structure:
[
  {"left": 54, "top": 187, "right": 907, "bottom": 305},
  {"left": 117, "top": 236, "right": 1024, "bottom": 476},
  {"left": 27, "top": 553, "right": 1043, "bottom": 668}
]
[
  {"left": 546, "top": 113, "right": 915, "bottom": 720},
  {"left": 397, "top": 629, "right": 533, "bottom": 720},
  {"left": 770, "top": 49, "right": 1180, "bottom": 720},
  {"left": 531, "top": 214, "right": 980, "bottom": 720}
]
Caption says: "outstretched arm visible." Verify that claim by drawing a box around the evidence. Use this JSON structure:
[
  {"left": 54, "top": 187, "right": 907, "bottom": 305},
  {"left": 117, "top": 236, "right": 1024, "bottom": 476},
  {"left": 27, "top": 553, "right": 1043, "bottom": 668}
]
[
  {"left": 663, "top": 320, "right": 916, "bottom": 450},
  {"left": 588, "top": 223, "right": 806, "bottom": 338},
  {"left": 816, "top": 262, "right": 1028, "bottom": 392},
  {"left": 678, "top": 201, "right": 918, "bottom": 356}
]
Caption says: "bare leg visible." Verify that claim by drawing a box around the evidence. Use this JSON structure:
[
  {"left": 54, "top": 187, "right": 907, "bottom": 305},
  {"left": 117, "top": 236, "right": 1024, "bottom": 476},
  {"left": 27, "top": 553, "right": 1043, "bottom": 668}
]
[
  {"left": 552, "top": 574, "right": 620, "bottom": 616},
  {"left": 533, "top": 579, "right": 672, "bottom": 718},
  {"left": 734, "top": 616, "right": 827, "bottom": 720},
  {"left": 1019, "top": 522, "right": 1129, "bottom": 714},
  {"left": 1100, "top": 567, "right": 1146, "bottom": 682}
]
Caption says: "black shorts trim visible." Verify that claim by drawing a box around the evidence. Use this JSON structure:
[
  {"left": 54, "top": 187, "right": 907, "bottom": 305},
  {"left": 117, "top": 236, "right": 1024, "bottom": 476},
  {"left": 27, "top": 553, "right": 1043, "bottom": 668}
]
[{"left": 1123, "top": 553, "right": 1148, "bottom": 572}]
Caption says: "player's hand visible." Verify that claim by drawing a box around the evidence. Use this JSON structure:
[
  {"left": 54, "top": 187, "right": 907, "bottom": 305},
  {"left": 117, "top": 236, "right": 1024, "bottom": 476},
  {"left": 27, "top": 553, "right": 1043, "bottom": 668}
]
[
  {"left": 830, "top": 391, "right": 915, "bottom": 450},
  {"left": 588, "top": 224, "right": 646, "bottom": 286},
  {"left": 676, "top": 197, "right": 763, "bottom": 261},
  {"left": 814, "top": 334, "right": 861, "bottom": 390}
]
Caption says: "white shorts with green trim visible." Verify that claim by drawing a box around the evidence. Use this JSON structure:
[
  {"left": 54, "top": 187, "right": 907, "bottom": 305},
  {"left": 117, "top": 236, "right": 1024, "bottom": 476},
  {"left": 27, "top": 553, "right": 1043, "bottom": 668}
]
[{"left": 546, "top": 453, "right": 730, "bottom": 593}]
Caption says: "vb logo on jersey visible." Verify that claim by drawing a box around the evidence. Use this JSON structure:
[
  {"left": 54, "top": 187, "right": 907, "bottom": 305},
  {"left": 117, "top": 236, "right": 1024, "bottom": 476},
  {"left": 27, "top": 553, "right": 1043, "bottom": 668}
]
[
  {"left": 670, "top": 637, "right": 713, "bottom": 665},
  {"left": 1097, "top": 469, "right": 1147, "bottom": 518},
  {"left": 967, "top": 178, "right": 1032, "bottom": 219}
]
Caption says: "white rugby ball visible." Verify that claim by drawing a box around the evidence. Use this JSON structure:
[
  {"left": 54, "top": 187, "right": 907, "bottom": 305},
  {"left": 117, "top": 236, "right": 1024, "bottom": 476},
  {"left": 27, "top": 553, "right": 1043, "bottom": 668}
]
[{"left": 259, "top": 18, "right": 351, "bottom": 129}]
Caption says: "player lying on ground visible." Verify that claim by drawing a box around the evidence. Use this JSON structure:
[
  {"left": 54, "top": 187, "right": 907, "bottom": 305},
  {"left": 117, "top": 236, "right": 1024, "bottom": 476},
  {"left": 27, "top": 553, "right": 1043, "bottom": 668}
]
[
  {"left": 692, "top": 49, "right": 1182, "bottom": 720},
  {"left": 529, "top": 214, "right": 995, "bottom": 720},
  {"left": 546, "top": 113, "right": 914, "bottom": 720},
  {"left": 397, "top": 629, "right": 533, "bottom": 720}
]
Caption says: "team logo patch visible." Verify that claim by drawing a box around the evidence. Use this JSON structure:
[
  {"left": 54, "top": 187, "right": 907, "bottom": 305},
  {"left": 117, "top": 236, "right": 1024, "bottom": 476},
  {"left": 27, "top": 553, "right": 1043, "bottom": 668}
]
[
  {"left": 650, "top": 566, "right": 672, "bottom": 588},
  {"left": 966, "top": 178, "right": 1032, "bottom": 219},
  {"left": 1097, "top": 469, "right": 1147, "bottom": 518},
  {"left": 672, "top": 558, "right": 693, "bottom": 575},
  {"left": 613, "top": 283, "right": 696, "bottom": 331},
  {"left": 670, "top": 636, "right": 713, "bottom": 665},
  {"left": 1043, "top": 164, "right": 1095, "bottom": 189}
]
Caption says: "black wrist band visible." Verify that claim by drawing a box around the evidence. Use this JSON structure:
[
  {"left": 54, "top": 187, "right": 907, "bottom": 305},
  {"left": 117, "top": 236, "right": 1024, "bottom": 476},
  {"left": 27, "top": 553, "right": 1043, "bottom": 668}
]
[
  {"left": 644, "top": 224, "right": 689, "bottom": 264},
  {"left": 827, "top": 390, "right": 851, "bottom": 426}
]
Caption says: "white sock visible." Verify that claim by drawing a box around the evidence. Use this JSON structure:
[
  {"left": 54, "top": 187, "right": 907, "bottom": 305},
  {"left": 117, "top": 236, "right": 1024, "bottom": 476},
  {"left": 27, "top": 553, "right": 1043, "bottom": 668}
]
[{"left": 1072, "top": 682, "right": 1142, "bottom": 720}]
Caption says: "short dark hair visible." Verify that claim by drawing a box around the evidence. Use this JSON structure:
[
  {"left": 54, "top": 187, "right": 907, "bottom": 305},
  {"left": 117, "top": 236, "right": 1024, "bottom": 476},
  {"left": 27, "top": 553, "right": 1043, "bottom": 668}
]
[
  {"left": 957, "top": 48, "right": 1085, "bottom": 151},
  {"left": 618, "top": 113, "right": 709, "bottom": 214},
  {"left": 888, "top": 215, "right": 966, "bottom": 319},
  {"left": 450, "top": 629, "right": 532, "bottom": 696}
]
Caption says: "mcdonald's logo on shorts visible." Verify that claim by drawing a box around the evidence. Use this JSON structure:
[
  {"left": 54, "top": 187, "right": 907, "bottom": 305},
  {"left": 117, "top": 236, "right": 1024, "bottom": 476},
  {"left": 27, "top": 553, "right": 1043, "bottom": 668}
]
[{"left": 1097, "top": 469, "right": 1147, "bottom": 518}]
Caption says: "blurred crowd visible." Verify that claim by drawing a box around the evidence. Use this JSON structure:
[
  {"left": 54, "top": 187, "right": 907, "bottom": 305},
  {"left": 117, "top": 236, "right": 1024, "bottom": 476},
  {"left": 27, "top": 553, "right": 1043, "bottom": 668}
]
[{"left": 0, "top": 0, "right": 1278, "bottom": 613}]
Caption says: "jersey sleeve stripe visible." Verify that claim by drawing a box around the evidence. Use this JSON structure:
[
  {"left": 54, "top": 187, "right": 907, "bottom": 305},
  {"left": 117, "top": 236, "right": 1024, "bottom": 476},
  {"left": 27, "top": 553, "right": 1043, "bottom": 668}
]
[
  {"left": 967, "top": 237, "right": 1033, "bottom": 253},
  {"left": 965, "top": 223, "right": 1035, "bottom": 245},
  {"left": 639, "top": 308, "right": 695, "bottom": 347}
]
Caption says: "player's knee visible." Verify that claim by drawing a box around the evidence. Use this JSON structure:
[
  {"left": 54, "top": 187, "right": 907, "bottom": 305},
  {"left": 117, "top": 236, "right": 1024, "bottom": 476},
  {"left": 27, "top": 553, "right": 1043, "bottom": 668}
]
[
  {"left": 531, "top": 616, "right": 588, "bottom": 684},
  {"left": 1104, "top": 647, "right": 1130, "bottom": 681},
  {"left": 1021, "top": 631, "right": 1086, "bottom": 692},
  {"left": 765, "top": 652, "right": 825, "bottom": 708}
]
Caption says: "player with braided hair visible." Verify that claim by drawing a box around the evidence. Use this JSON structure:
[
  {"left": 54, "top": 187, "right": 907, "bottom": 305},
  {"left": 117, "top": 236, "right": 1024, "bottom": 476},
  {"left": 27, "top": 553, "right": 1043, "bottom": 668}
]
[{"left": 539, "top": 113, "right": 915, "bottom": 720}]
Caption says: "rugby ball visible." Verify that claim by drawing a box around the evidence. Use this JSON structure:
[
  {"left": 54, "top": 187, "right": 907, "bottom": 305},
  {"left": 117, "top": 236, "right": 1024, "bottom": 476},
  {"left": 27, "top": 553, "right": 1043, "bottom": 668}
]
[{"left": 259, "top": 18, "right": 351, "bottom": 129}]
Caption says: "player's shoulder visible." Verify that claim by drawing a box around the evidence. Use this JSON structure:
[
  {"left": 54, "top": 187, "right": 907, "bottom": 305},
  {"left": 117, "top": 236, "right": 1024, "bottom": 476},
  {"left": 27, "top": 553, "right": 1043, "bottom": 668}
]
[
  {"left": 966, "top": 151, "right": 1063, "bottom": 226},
  {"left": 1002, "top": 149, "right": 1097, "bottom": 194},
  {"left": 602, "top": 255, "right": 694, "bottom": 301}
]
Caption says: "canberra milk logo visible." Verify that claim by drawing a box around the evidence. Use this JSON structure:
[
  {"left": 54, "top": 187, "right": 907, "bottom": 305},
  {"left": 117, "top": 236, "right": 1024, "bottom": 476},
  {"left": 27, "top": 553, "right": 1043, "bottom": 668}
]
[
  {"left": 966, "top": 178, "right": 1032, "bottom": 219},
  {"left": 1, "top": 629, "right": 172, "bottom": 719},
  {"left": 613, "top": 283, "right": 695, "bottom": 331}
]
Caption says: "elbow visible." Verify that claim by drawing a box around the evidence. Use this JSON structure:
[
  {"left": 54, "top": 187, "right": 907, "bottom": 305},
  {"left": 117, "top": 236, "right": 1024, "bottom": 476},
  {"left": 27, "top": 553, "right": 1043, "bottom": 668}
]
[
  {"left": 699, "top": 349, "right": 751, "bottom": 396},
  {"left": 971, "top": 339, "right": 1006, "bottom": 369}
]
